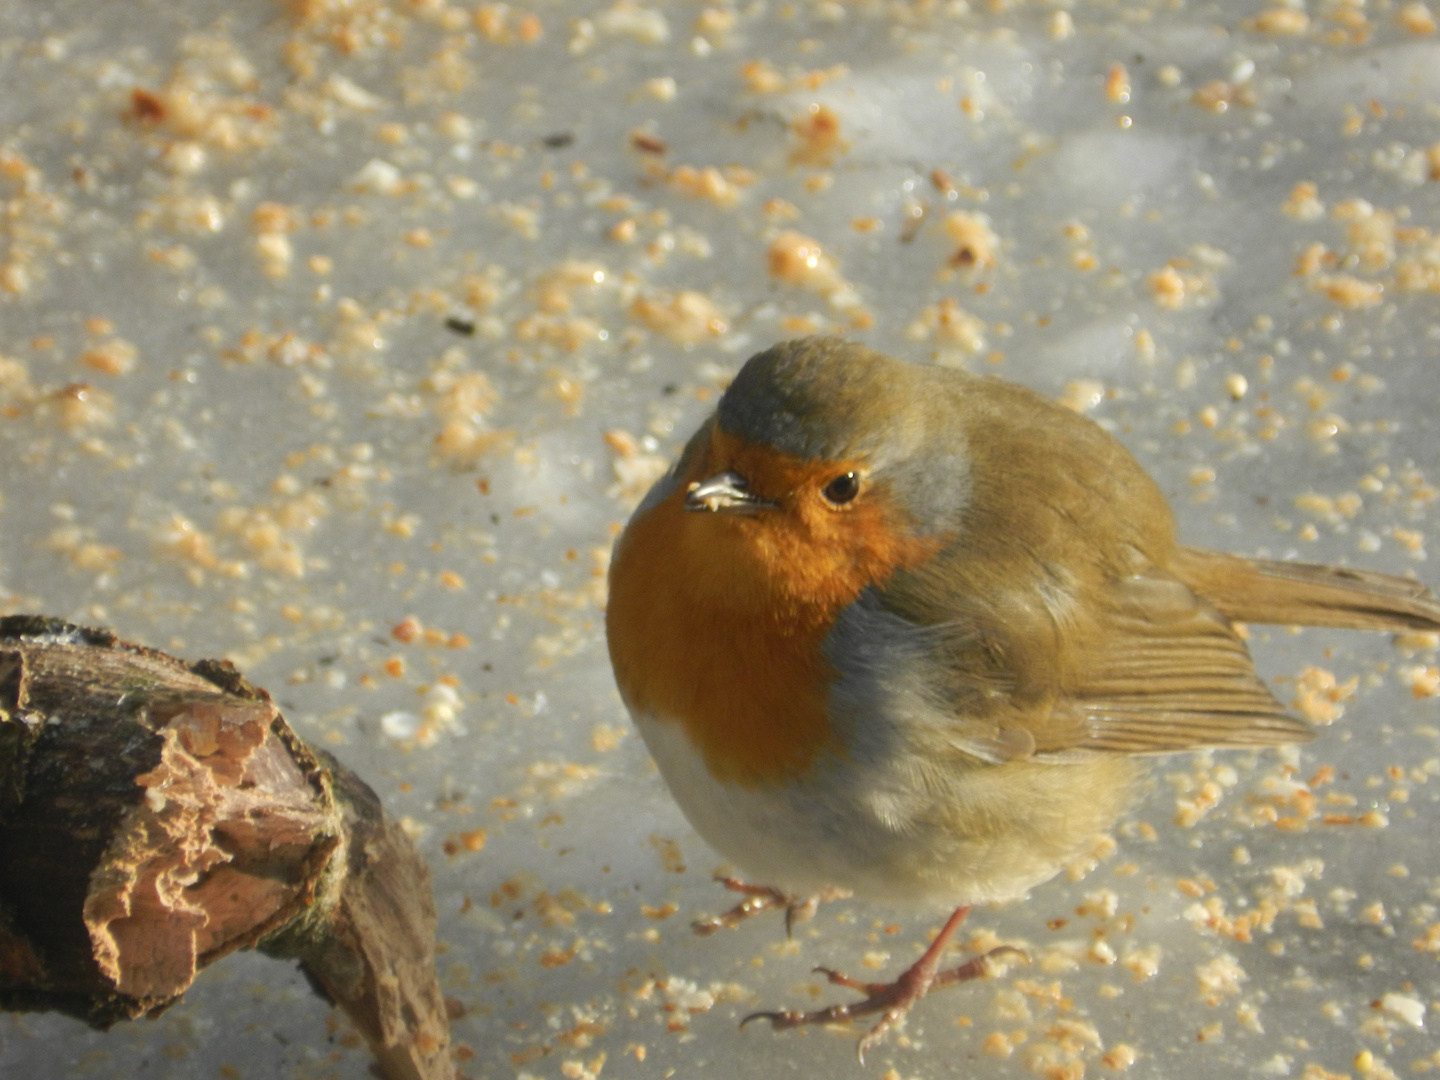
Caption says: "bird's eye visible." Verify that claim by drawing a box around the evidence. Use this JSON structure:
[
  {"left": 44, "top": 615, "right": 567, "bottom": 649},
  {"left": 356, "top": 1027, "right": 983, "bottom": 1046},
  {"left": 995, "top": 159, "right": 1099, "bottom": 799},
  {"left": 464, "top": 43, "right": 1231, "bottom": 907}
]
[{"left": 820, "top": 471, "right": 860, "bottom": 506}]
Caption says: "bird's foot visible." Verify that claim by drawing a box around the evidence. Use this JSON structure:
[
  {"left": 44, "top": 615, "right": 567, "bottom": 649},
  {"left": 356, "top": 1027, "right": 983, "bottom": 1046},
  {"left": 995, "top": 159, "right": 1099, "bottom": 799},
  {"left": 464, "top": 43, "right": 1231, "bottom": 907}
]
[
  {"left": 740, "top": 906, "right": 1025, "bottom": 1063},
  {"left": 692, "top": 876, "right": 849, "bottom": 937}
]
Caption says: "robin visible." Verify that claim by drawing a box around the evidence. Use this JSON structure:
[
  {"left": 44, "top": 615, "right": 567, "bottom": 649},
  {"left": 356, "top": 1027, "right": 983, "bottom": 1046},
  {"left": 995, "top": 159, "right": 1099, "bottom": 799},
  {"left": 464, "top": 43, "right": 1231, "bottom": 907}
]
[{"left": 605, "top": 336, "right": 1440, "bottom": 1060}]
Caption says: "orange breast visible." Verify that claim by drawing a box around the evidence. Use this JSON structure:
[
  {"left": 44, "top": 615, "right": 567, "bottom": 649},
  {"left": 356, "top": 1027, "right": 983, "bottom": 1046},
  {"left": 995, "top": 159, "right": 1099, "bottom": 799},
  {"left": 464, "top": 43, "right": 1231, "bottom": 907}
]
[
  {"left": 605, "top": 431, "right": 942, "bottom": 787},
  {"left": 607, "top": 486, "right": 833, "bottom": 786}
]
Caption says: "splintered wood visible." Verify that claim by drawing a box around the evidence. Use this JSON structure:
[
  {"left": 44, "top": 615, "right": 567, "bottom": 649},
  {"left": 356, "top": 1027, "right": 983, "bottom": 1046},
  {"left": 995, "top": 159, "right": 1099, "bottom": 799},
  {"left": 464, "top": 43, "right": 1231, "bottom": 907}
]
[{"left": 0, "top": 616, "right": 454, "bottom": 1080}]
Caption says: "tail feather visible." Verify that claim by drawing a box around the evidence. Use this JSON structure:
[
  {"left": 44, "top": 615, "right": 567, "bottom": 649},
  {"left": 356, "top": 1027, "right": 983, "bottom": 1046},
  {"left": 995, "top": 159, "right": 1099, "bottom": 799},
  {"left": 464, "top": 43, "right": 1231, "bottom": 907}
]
[{"left": 1172, "top": 547, "right": 1440, "bottom": 633}]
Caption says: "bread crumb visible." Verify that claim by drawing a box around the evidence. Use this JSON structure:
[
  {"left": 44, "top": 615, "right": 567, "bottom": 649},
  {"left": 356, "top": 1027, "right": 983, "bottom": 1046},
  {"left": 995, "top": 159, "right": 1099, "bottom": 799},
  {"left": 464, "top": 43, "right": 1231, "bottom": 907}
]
[
  {"left": 667, "top": 165, "right": 746, "bottom": 206},
  {"left": 983, "top": 1031, "right": 1017, "bottom": 1058},
  {"left": 1059, "top": 379, "right": 1105, "bottom": 414},
  {"left": 44, "top": 382, "right": 117, "bottom": 431},
  {"left": 80, "top": 338, "right": 139, "bottom": 376},
  {"left": 904, "top": 299, "right": 986, "bottom": 353},
  {"left": 1122, "top": 943, "right": 1161, "bottom": 981},
  {"left": 790, "top": 103, "right": 847, "bottom": 166},
  {"left": 1148, "top": 261, "right": 1217, "bottom": 309},
  {"left": 1192, "top": 80, "right": 1252, "bottom": 113},
  {"left": 941, "top": 211, "right": 999, "bottom": 270},
  {"left": 1381, "top": 991, "right": 1425, "bottom": 1028},
  {"left": 1196, "top": 954, "right": 1246, "bottom": 1004},
  {"left": 1252, "top": 8, "right": 1310, "bottom": 33},
  {"left": 767, "top": 231, "right": 859, "bottom": 308},
  {"left": 1282, "top": 181, "right": 1325, "bottom": 221},
  {"left": 629, "top": 290, "right": 728, "bottom": 344},
  {"left": 595, "top": 1, "right": 670, "bottom": 44},
  {"left": 591, "top": 725, "right": 627, "bottom": 752},
  {"left": 1398, "top": 2, "right": 1438, "bottom": 33},
  {"left": 1292, "top": 667, "right": 1358, "bottom": 723},
  {"left": 1401, "top": 665, "right": 1440, "bottom": 697},
  {"left": 1102, "top": 1043, "right": 1138, "bottom": 1070},
  {"left": 427, "top": 370, "right": 506, "bottom": 465},
  {"left": 740, "top": 60, "right": 849, "bottom": 95},
  {"left": 1105, "top": 64, "right": 1131, "bottom": 104}
]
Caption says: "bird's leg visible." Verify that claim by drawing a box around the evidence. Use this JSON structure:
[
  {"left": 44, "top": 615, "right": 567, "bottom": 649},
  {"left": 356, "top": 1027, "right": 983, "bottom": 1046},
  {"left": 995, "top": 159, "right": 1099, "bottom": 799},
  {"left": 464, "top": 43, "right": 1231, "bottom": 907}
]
[
  {"left": 692, "top": 876, "right": 851, "bottom": 937},
  {"left": 742, "top": 906, "right": 1025, "bottom": 1063}
]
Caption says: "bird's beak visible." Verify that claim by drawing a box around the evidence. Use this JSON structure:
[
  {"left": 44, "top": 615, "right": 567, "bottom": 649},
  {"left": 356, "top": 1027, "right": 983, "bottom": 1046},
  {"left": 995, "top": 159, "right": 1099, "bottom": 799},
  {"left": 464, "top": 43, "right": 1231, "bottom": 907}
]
[{"left": 684, "top": 471, "right": 776, "bottom": 514}]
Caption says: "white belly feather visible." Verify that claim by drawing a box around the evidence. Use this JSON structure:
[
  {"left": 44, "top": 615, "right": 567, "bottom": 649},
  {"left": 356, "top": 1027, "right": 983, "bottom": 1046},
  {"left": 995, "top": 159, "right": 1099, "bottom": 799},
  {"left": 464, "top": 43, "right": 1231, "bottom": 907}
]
[{"left": 631, "top": 709, "right": 1076, "bottom": 910}]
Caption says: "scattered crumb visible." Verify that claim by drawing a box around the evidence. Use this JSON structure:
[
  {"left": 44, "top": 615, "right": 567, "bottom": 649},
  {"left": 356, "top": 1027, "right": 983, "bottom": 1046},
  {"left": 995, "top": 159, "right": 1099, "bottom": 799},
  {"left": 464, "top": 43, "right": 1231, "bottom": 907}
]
[
  {"left": 1251, "top": 8, "right": 1310, "bottom": 34},
  {"left": 790, "top": 104, "right": 847, "bottom": 166},
  {"left": 941, "top": 211, "right": 1000, "bottom": 270},
  {"left": 1292, "top": 667, "right": 1359, "bottom": 724},
  {"left": 629, "top": 289, "right": 728, "bottom": 344},
  {"left": 1059, "top": 379, "right": 1105, "bottom": 414}
]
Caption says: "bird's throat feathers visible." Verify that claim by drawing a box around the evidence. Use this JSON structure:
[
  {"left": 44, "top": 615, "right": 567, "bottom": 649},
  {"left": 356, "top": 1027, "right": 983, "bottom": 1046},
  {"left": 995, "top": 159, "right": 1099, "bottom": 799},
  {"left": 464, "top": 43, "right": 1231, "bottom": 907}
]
[{"left": 607, "top": 429, "right": 943, "bottom": 786}]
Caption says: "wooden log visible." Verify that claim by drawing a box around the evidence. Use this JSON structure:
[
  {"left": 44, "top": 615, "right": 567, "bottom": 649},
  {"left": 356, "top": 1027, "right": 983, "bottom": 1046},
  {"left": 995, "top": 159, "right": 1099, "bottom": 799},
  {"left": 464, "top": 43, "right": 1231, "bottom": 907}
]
[{"left": 0, "top": 615, "right": 454, "bottom": 1080}]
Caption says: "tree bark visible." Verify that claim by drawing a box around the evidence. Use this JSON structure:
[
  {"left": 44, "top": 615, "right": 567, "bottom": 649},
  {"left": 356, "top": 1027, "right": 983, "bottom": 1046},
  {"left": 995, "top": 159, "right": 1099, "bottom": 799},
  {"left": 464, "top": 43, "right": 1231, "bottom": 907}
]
[{"left": 0, "top": 615, "right": 454, "bottom": 1080}]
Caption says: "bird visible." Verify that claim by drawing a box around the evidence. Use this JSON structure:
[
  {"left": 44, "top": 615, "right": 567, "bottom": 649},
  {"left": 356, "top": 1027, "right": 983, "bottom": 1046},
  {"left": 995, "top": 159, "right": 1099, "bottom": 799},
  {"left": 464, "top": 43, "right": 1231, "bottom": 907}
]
[{"left": 604, "top": 336, "right": 1440, "bottom": 1061}]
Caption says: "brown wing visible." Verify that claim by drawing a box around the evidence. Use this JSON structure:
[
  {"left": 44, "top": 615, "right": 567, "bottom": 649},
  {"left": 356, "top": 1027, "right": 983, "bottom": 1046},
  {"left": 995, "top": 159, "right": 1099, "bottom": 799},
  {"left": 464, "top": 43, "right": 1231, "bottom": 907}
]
[
  {"left": 1054, "top": 567, "right": 1312, "bottom": 754},
  {"left": 877, "top": 546, "right": 1311, "bottom": 763},
  {"left": 872, "top": 375, "right": 1311, "bottom": 761}
]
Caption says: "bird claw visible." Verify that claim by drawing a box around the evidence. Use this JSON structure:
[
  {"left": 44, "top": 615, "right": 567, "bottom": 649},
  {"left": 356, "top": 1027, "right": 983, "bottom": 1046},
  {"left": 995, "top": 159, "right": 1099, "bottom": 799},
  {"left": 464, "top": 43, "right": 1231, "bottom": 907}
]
[
  {"left": 738, "top": 1009, "right": 788, "bottom": 1030},
  {"left": 813, "top": 965, "right": 882, "bottom": 994},
  {"left": 782, "top": 886, "right": 849, "bottom": 935},
  {"left": 740, "top": 999, "right": 906, "bottom": 1065},
  {"left": 717, "top": 892, "right": 1023, "bottom": 1060},
  {"left": 738, "top": 906, "right": 1024, "bottom": 1061},
  {"left": 691, "top": 877, "right": 850, "bottom": 937},
  {"left": 691, "top": 878, "right": 793, "bottom": 936},
  {"left": 740, "top": 1003, "right": 856, "bottom": 1032},
  {"left": 739, "top": 993, "right": 901, "bottom": 1065},
  {"left": 855, "top": 1009, "right": 906, "bottom": 1065}
]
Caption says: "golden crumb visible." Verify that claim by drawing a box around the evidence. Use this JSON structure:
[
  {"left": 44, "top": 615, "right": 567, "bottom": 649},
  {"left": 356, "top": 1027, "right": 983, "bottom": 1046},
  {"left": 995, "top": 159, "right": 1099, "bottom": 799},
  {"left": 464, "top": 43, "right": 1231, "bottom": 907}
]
[
  {"left": 905, "top": 299, "right": 986, "bottom": 353},
  {"left": 1314, "top": 273, "right": 1383, "bottom": 308},
  {"left": 1398, "top": 2, "right": 1437, "bottom": 33},
  {"left": 595, "top": 1, "right": 670, "bottom": 44},
  {"left": 666, "top": 165, "right": 746, "bottom": 207},
  {"left": 44, "top": 382, "right": 117, "bottom": 431},
  {"left": 740, "top": 59, "right": 789, "bottom": 94},
  {"left": 629, "top": 290, "right": 728, "bottom": 345},
  {"left": 1121, "top": 943, "right": 1161, "bottom": 982},
  {"left": 591, "top": 724, "right": 627, "bottom": 752},
  {"left": 1333, "top": 198, "right": 1396, "bottom": 271},
  {"left": 1192, "top": 80, "right": 1242, "bottom": 113},
  {"left": 1105, "top": 64, "right": 1131, "bottom": 104},
  {"left": 941, "top": 211, "right": 999, "bottom": 270},
  {"left": 1102, "top": 1043, "right": 1138, "bottom": 1070},
  {"left": 767, "top": 231, "right": 845, "bottom": 293},
  {"left": 80, "top": 338, "right": 138, "bottom": 376},
  {"left": 740, "top": 60, "right": 849, "bottom": 95},
  {"left": 1281, "top": 181, "right": 1325, "bottom": 221},
  {"left": 983, "top": 1031, "right": 1016, "bottom": 1059},
  {"left": 1292, "top": 666, "right": 1358, "bottom": 724},
  {"left": 1147, "top": 262, "right": 1219, "bottom": 309},
  {"left": 1059, "top": 379, "right": 1105, "bottom": 415},
  {"left": 790, "top": 103, "right": 847, "bottom": 166},
  {"left": 1400, "top": 665, "right": 1440, "bottom": 697},
  {"left": 1251, "top": 8, "right": 1310, "bottom": 33}
]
